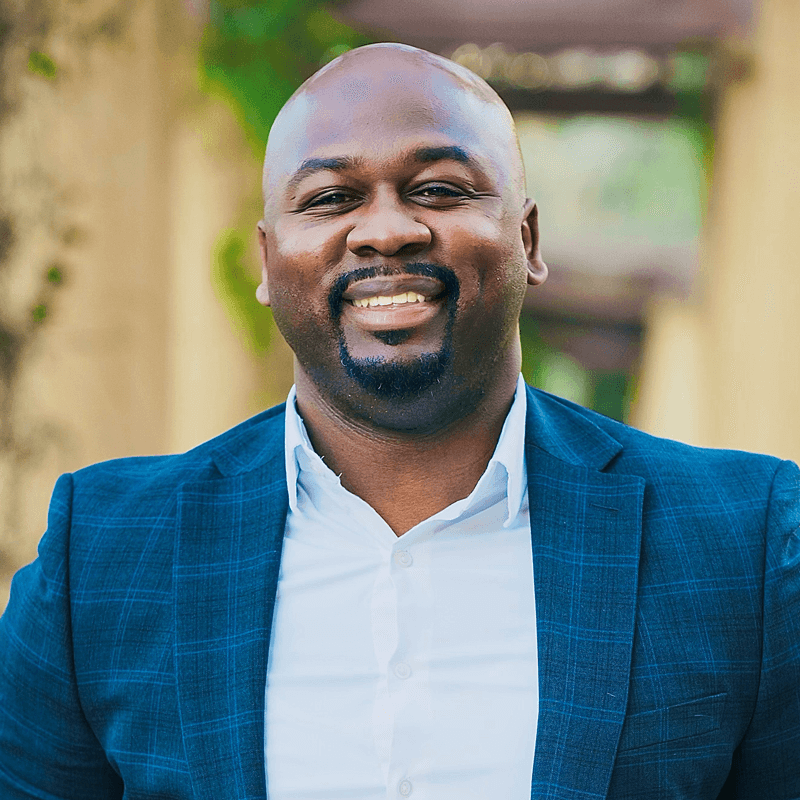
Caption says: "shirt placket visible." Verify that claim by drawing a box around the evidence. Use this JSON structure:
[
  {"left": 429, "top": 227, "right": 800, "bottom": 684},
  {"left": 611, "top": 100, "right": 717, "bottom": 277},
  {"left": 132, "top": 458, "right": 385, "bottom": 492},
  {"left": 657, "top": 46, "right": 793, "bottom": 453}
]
[{"left": 381, "top": 528, "right": 435, "bottom": 799}]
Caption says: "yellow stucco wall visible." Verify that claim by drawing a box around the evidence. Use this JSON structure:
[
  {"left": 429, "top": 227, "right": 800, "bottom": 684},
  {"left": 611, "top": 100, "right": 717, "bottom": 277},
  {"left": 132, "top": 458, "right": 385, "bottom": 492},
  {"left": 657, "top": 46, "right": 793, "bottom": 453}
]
[
  {"left": 0, "top": 0, "right": 293, "bottom": 608},
  {"left": 633, "top": 0, "right": 800, "bottom": 463}
]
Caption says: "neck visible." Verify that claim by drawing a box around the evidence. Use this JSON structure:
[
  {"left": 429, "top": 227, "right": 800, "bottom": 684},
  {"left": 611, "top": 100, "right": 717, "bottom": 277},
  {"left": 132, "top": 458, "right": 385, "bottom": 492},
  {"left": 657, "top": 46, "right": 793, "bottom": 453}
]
[{"left": 293, "top": 364, "right": 521, "bottom": 535}]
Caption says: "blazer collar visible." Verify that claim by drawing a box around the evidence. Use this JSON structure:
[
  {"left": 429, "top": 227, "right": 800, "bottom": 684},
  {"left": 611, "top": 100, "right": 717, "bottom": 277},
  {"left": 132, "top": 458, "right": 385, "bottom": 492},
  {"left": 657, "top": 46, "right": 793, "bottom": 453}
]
[
  {"left": 176, "top": 408, "right": 289, "bottom": 799},
  {"left": 206, "top": 385, "right": 625, "bottom": 480},
  {"left": 523, "top": 385, "right": 623, "bottom": 470},
  {"left": 205, "top": 404, "right": 286, "bottom": 478}
]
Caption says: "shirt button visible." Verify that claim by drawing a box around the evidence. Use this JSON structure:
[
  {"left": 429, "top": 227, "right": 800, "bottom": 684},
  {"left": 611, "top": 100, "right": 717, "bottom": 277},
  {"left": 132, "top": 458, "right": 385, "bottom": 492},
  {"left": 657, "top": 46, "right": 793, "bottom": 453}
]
[
  {"left": 394, "top": 550, "right": 413, "bottom": 567},
  {"left": 398, "top": 779, "right": 413, "bottom": 796},
  {"left": 394, "top": 662, "right": 412, "bottom": 679}
]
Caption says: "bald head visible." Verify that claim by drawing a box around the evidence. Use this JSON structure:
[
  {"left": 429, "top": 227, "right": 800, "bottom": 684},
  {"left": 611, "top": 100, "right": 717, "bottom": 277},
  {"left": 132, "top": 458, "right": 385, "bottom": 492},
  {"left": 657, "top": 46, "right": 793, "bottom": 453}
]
[
  {"left": 254, "top": 41, "right": 547, "bottom": 434},
  {"left": 297, "top": 43, "right": 504, "bottom": 111},
  {"left": 262, "top": 43, "right": 525, "bottom": 211}
]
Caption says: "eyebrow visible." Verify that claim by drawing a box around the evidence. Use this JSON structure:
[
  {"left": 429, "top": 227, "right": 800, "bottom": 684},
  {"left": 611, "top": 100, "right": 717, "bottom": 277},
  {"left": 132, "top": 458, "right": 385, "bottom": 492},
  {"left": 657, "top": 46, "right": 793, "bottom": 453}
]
[
  {"left": 412, "top": 145, "right": 473, "bottom": 165},
  {"left": 286, "top": 156, "right": 361, "bottom": 191},
  {"left": 285, "top": 146, "right": 477, "bottom": 191}
]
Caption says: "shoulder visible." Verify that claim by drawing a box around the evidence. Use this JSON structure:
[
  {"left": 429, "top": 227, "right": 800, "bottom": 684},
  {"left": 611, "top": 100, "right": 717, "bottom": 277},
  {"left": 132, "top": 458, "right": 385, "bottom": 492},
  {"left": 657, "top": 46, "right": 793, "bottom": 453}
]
[
  {"left": 67, "top": 403, "right": 287, "bottom": 512},
  {"left": 525, "top": 385, "right": 787, "bottom": 499},
  {"left": 41, "top": 404, "right": 288, "bottom": 588}
]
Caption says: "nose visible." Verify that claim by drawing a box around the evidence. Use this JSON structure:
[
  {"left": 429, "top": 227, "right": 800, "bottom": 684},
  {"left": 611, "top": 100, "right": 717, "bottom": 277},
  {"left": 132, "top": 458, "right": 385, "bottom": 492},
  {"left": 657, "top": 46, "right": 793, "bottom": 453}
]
[{"left": 346, "top": 190, "right": 431, "bottom": 257}]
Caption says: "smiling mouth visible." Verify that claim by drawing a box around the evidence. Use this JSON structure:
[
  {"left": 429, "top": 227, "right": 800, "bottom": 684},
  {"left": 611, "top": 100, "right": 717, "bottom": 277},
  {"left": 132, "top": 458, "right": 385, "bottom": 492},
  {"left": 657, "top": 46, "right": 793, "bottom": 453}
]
[
  {"left": 329, "top": 263, "right": 459, "bottom": 342},
  {"left": 350, "top": 291, "right": 429, "bottom": 308},
  {"left": 342, "top": 293, "right": 444, "bottom": 333},
  {"left": 338, "top": 272, "right": 447, "bottom": 332},
  {"left": 341, "top": 273, "right": 446, "bottom": 305}
]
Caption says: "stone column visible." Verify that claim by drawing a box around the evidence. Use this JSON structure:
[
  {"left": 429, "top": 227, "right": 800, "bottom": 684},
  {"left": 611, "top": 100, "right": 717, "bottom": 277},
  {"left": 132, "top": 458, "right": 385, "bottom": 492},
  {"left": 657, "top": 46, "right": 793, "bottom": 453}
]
[
  {"left": 633, "top": 0, "right": 800, "bottom": 463},
  {"left": 0, "top": 0, "right": 293, "bottom": 609}
]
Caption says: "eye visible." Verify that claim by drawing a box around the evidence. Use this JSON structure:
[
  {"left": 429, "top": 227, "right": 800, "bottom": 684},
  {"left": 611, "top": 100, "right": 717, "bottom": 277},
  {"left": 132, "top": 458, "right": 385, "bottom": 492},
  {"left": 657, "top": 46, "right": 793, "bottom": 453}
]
[
  {"left": 411, "top": 183, "right": 471, "bottom": 204},
  {"left": 305, "top": 190, "right": 358, "bottom": 209}
]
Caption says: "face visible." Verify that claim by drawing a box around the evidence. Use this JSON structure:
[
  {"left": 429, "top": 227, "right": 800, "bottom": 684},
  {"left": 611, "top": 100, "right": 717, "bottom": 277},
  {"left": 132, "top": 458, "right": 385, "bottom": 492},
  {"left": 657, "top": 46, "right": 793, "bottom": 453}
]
[{"left": 258, "top": 50, "right": 546, "bottom": 433}]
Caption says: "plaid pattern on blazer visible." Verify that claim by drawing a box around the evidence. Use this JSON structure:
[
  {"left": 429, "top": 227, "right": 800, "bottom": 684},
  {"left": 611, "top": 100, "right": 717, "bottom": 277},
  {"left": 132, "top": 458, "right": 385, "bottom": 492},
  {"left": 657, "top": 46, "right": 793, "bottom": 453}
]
[{"left": 1, "top": 385, "right": 798, "bottom": 799}]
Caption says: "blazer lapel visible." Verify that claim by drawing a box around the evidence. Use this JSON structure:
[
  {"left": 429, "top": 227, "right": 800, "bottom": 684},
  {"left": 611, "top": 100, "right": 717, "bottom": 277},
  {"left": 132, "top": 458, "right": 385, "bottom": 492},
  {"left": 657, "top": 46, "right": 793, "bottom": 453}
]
[
  {"left": 525, "top": 391, "right": 645, "bottom": 799},
  {"left": 175, "top": 450, "right": 288, "bottom": 800}
]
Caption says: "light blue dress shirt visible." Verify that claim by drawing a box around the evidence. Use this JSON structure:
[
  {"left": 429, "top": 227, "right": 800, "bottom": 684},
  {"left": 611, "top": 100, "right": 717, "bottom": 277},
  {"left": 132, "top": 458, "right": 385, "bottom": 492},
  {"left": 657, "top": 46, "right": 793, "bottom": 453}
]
[{"left": 265, "top": 375, "right": 538, "bottom": 799}]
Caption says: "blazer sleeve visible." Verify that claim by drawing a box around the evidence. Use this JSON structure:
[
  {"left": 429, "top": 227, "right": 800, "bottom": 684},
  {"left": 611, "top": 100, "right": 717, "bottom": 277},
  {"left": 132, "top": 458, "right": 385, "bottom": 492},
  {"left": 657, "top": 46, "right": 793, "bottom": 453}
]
[
  {"left": 726, "top": 458, "right": 800, "bottom": 797},
  {"left": 0, "top": 473, "right": 123, "bottom": 799}
]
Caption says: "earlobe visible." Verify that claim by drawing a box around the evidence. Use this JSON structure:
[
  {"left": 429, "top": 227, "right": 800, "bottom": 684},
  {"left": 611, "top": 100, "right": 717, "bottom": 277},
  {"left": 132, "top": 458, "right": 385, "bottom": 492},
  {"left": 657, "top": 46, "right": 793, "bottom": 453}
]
[
  {"left": 522, "top": 201, "right": 548, "bottom": 287},
  {"left": 256, "top": 221, "right": 271, "bottom": 307},
  {"left": 527, "top": 253, "right": 548, "bottom": 287},
  {"left": 527, "top": 261, "right": 548, "bottom": 287},
  {"left": 256, "top": 281, "right": 270, "bottom": 307}
]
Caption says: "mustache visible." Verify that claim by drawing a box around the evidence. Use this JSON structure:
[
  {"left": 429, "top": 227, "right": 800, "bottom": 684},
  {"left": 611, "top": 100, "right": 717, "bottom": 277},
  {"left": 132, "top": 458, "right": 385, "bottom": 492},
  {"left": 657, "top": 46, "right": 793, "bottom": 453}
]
[{"left": 328, "top": 262, "right": 460, "bottom": 322}]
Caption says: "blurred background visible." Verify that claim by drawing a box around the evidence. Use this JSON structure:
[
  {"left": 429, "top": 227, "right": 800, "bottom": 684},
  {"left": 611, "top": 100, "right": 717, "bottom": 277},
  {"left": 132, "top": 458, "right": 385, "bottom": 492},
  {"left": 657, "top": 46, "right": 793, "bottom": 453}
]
[{"left": 1, "top": 0, "right": 798, "bottom": 609}]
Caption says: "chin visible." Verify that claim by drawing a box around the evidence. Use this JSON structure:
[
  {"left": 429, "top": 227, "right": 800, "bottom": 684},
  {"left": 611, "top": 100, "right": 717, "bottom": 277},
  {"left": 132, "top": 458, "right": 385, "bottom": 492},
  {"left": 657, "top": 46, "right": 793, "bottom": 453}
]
[
  {"left": 328, "top": 353, "right": 486, "bottom": 436},
  {"left": 339, "top": 341, "right": 450, "bottom": 401}
]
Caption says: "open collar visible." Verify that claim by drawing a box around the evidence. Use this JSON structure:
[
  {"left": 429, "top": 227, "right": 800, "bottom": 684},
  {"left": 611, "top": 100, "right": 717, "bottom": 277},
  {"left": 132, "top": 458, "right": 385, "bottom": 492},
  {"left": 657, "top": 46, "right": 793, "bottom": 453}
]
[{"left": 282, "top": 375, "right": 529, "bottom": 525}]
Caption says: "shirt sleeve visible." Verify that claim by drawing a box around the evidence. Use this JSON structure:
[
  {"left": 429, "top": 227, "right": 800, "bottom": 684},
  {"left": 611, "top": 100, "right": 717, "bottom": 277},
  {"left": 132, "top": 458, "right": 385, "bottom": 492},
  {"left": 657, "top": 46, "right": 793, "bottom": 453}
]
[
  {"left": 726, "top": 458, "right": 800, "bottom": 797},
  {"left": 0, "top": 473, "right": 124, "bottom": 799}
]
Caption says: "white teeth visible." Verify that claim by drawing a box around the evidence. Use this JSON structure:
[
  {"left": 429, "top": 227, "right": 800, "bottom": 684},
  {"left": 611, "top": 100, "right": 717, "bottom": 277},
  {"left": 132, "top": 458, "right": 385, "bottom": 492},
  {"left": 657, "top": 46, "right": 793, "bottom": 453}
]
[{"left": 353, "top": 292, "right": 428, "bottom": 308}]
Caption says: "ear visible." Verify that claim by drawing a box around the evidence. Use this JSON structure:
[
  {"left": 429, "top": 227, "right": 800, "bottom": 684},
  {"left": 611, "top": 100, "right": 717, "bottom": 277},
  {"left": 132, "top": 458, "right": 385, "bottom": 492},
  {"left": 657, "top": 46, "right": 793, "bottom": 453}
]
[
  {"left": 521, "top": 199, "right": 548, "bottom": 287},
  {"left": 256, "top": 221, "right": 270, "bottom": 307}
]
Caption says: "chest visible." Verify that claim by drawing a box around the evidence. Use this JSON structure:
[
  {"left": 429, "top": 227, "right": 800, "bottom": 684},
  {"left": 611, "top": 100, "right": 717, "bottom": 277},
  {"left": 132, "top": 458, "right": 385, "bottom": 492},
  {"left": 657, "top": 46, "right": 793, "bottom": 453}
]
[{"left": 263, "top": 497, "right": 540, "bottom": 798}]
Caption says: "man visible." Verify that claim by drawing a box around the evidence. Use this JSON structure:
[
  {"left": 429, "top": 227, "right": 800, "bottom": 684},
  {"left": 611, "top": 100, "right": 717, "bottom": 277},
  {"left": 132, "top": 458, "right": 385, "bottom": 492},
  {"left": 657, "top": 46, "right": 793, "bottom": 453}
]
[{"left": 0, "top": 42, "right": 798, "bottom": 800}]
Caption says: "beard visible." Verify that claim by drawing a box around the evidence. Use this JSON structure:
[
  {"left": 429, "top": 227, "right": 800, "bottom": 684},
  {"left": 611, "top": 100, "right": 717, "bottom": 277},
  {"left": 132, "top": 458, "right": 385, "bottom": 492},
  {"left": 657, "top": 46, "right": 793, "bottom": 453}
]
[
  {"left": 338, "top": 339, "right": 451, "bottom": 399},
  {"left": 329, "top": 262, "right": 460, "bottom": 401}
]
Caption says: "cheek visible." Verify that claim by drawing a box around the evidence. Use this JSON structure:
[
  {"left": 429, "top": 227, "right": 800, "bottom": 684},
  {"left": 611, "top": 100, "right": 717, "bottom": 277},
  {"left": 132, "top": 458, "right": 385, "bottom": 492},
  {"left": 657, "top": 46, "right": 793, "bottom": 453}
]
[
  {"left": 274, "top": 217, "right": 346, "bottom": 262},
  {"left": 275, "top": 227, "right": 321, "bottom": 262},
  {"left": 449, "top": 219, "right": 527, "bottom": 308},
  {"left": 268, "top": 228, "right": 339, "bottom": 309},
  {"left": 266, "top": 263, "right": 331, "bottom": 359},
  {"left": 269, "top": 271, "right": 326, "bottom": 340},
  {"left": 263, "top": 224, "right": 346, "bottom": 363}
]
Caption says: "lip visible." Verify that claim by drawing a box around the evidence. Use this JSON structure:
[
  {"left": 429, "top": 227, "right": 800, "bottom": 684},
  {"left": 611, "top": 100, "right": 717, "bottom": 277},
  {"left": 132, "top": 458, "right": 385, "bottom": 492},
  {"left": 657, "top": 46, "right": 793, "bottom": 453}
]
[
  {"left": 341, "top": 274, "right": 446, "bottom": 302},
  {"left": 341, "top": 295, "right": 445, "bottom": 331}
]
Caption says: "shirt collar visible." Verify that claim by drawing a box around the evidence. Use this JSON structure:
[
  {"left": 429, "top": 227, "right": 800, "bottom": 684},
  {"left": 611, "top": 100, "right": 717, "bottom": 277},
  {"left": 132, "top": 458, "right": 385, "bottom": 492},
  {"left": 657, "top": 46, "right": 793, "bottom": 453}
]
[{"left": 284, "top": 375, "right": 528, "bottom": 525}]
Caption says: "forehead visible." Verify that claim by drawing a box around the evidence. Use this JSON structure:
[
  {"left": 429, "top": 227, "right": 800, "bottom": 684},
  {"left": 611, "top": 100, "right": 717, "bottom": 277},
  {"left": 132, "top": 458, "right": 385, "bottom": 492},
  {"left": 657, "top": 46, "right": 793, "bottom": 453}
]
[{"left": 264, "top": 60, "right": 517, "bottom": 194}]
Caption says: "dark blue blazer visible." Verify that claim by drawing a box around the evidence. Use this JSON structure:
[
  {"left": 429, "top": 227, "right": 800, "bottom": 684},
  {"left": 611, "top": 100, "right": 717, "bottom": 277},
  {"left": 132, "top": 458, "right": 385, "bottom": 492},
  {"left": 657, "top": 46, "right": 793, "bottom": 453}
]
[{"left": 1, "top": 386, "right": 798, "bottom": 799}]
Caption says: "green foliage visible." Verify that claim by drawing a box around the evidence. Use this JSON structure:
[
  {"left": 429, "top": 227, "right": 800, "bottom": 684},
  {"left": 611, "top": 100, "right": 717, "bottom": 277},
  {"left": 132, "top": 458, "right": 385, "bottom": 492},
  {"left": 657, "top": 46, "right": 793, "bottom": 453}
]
[
  {"left": 213, "top": 229, "right": 273, "bottom": 354},
  {"left": 519, "top": 315, "right": 635, "bottom": 423},
  {"left": 592, "top": 370, "right": 630, "bottom": 423},
  {"left": 199, "top": 1, "right": 369, "bottom": 155},
  {"left": 27, "top": 50, "right": 57, "bottom": 79},
  {"left": 31, "top": 303, "right": 47, "bottom": 323},
  {"left": 668, "top": 50, "right": 716, "bottom": 181},
  {"left": 519, "top": 314, "right": 549, "bottom": 387},
  {"left": 199, "top": 1, "right": 370, "bottom": 355},
  {"left": 45, "top": 265, "right": 63, "bottom": 285},
  {"left": 0, "top": 328, "right": 17, "bottom": 374}
]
